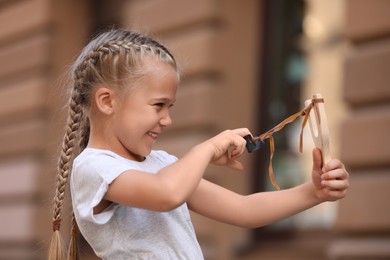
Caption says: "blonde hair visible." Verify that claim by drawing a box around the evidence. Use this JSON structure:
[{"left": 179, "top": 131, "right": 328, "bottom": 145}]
[{"left": 48, "top": 29, "right": 177, "bottom": 260}]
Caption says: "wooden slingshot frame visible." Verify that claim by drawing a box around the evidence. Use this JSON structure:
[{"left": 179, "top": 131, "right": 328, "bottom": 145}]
[
  {"left": 245, "top": 93, "right": 331, "bottom": 190},
  {"left": 304, "top": 94, "right": 332, "bottom": 166}
]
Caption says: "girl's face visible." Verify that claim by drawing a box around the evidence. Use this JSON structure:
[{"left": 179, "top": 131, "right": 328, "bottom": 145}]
[{"left": 111, "top": 59, "right": 178, "bottom": 161}]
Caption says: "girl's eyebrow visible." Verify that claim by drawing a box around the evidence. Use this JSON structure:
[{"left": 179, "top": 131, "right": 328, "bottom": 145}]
[{"left": 151, "top": 98, "right": 176, "bottom": 103}]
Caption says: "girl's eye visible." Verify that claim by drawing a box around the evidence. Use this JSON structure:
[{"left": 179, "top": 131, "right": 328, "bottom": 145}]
[
  {"left": 153, "top": 102, "right": 174, "bottom": 109},
  {"left": 154, "top": 103, "right": 164, "bottom": 107}
]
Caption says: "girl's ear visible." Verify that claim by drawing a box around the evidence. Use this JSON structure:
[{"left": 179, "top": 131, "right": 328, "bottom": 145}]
[{"left": 94, "top": 87, "right": 116, "bottom": 115}]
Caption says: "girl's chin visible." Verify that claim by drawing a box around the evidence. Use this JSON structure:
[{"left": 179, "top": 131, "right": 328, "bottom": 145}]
[
  {"left": 125, "top": 148, "right": 151, "bottom": 162},
  {"left": 137, "top": 147, "right": 153, "bottom": 159}
]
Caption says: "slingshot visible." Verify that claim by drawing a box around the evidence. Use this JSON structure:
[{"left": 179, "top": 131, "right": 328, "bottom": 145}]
[{"left": 245, "top": 94, "right": 331, "bottom": 190}]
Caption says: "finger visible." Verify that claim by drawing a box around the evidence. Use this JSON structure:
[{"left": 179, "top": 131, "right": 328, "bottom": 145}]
[
  {"left": 322, "top": 159, "right": 344, "bottom": 172},
  {"left": 231, "top": 128, "right": 252, "bottom": 138},
  {"left": 321, "top": 179, "right": 349, "bottom": 190},
  {"left": 321, "top": 188, "right": 348, "bottom": 201},
  {"left": 230, "top": 148, "right": 243, "bottom": 159},
  {"left": 230, "top": 134, "right": 247, "bottom": 158},
  {"left": 321, "top": 168, "right": 349, "bottom": 180}
]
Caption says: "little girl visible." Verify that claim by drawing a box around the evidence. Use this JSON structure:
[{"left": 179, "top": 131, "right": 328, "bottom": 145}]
[{"left": 48, "top": 29, "right": 349, "bottom": 260}]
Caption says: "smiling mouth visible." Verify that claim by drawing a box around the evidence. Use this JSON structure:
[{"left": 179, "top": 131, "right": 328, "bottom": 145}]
[{"left": 147, "top": 131, "right": 158, "bottom": 140}]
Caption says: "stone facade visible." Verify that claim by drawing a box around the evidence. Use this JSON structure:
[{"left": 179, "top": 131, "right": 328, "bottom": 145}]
[{"left": 0, "top": 0, "right": 388, "bottom": 259}]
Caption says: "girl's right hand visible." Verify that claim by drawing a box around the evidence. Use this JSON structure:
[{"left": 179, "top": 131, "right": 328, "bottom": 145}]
[{"left": 203, "top": 128, "right": 251, "bottom": 171}]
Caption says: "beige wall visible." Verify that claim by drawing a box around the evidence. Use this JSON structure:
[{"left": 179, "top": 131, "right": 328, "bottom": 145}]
[
  {"left": 1, "top": 0, "right": 389, "bottom": 259},
  {"left": 297, "top": 1, "right": 390, "bottom": 259},
  {"left": 331, "top": 0, "right": 390, "bottom": 258},
  {"left": 0, "top": 0, "right": 90, "bottom": 258}
]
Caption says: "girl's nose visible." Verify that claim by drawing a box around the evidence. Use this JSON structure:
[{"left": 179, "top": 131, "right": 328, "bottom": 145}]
[{"left": 160, "top": 113, "right": 172, "bottom": 127}]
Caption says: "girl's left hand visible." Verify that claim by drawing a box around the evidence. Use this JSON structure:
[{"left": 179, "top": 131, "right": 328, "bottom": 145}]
[{"left": 311, "top": 148, "right": 349, "bottom": 202}]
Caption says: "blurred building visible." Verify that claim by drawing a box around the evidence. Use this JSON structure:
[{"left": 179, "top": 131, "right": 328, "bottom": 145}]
[{"left": 0, "top": 0, "right": 389, "bottom": 259}]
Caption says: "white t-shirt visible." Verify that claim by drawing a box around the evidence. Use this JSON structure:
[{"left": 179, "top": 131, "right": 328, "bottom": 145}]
[{"left": 70, "top": 148, "right": 204, "bottom": 259}]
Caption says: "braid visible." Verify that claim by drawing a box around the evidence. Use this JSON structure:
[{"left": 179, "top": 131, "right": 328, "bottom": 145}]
[
  {"left": 99, "top": 39, "right": 175, "bottom": 62},
  {"left": 78, "top": 117, "right": 90, "bottom": 151},
  {"left": 49, "top": 69, "right": 88, "bottom": 260},
  {"left": 49, "top": 29, "right": 177, "bottom": 260},
  {"left": 48, "top": 88, "right": 83, "bottom": 260},
  {"left": 66, "top": 213, "right": 79, "bottom": 260},
  {"left": 54, "top": 90, "right": 83, "bottom": 220}
]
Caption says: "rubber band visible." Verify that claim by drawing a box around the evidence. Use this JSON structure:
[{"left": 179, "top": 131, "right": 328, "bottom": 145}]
[
  {"left": 251, "top": 96, "right": 325, "bottom": 190},
  {"left": 52, "top": 218, "right": 61, "bottom": 232}
]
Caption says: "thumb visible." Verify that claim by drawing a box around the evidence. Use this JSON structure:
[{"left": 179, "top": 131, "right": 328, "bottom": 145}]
[
  {"left": 312, "top": 147, "right": 323, "bottom": 173},
  {"left": 312, "top": 148, "right": 323, "bottom": 189}
]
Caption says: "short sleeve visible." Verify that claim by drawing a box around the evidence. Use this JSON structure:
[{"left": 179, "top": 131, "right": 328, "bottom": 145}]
[
  {"left": 70, "top": 151, "right": 132, "bottom": 225},
  {"left": 151, "top": 150, "right": 178, "bottom": 166}
]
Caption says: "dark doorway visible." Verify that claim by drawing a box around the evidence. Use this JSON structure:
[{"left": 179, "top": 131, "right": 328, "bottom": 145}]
[{"left": 253, "top": 0, "right": 306, "bottom": 241}]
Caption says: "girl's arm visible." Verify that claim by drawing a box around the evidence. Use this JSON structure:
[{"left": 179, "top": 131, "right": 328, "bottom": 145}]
[
  {"left": 103, "top": 128, "right": 251, "bottom": 212},
  {"left": 188, "top": 148, "right": 349, "bottom": 228}
]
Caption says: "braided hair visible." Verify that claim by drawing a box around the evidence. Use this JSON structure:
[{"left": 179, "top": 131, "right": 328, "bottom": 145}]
[{"left": 48, "top": 29, "right": 177, "bottom": 260}]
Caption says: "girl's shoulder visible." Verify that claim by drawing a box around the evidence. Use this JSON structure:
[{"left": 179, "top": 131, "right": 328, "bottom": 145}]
[
  {"left": 74, "top": 148, "right": 178, "bottom": 167},
  {"left": 72, "top": 148, "right": 133, "bottom": 183},
  {"left": 76, "top": 147, "right": 121, "bottom": 160},
  {"left": 71, "top": 149, "right": 179, "bottom": 193},
  {"left": 149, "top": 150, "right": 178, "bottom": 164}
]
